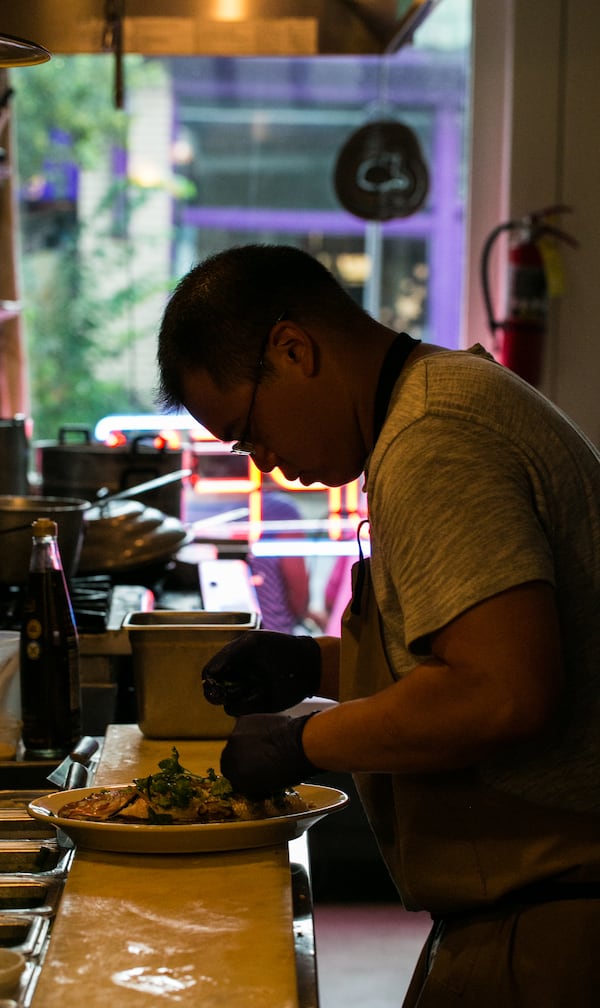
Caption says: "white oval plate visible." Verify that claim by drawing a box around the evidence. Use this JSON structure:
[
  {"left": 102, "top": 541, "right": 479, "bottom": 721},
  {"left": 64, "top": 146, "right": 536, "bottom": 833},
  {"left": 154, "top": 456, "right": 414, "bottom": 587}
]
[{"left": 27, "top": 783, "right": 349, "bottom": 854}]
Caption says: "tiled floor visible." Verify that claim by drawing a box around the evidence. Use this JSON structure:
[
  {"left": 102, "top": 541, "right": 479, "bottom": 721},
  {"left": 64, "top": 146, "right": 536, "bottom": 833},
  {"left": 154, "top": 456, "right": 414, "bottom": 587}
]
[
  {"left": 306, "top": 772, "right": 432, "bottom": 1006},
  {"left": 313, "top": 902, "right": 431, "bottom": 1008}
]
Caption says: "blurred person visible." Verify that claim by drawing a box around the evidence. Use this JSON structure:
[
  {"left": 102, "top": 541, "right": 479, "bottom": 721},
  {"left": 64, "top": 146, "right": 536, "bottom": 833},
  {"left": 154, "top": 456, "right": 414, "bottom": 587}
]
[{"left": 247, "top": 491, "right": 311, "bottom": 635}]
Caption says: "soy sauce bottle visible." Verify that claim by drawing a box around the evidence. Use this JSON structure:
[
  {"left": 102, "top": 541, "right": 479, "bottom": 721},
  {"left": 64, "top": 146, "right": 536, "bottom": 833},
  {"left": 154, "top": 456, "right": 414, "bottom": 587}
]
[{"left": 19, "top": 518, "right": 82, "bottom": 758}]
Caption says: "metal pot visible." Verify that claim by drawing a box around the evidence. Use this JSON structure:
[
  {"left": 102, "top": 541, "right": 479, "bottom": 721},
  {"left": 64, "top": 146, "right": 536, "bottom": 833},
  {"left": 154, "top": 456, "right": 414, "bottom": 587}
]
[
  {"left": 0, "top": 469, "right": 191, "bottom": 585},
  {"left": 36, "top": 427, "right": 185, "bottom": 518},
  {"left": 0, "top": 495, "right": 89, "bottom": 586},
  {"left": 0, "top": 417, "right": 29, "bottom": 495}
]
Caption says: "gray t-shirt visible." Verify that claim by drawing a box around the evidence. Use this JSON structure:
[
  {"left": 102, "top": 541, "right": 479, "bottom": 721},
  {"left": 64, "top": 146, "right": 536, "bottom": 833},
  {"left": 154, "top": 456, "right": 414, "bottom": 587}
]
[{"left": 366, "top": 347, "right": 600, "bottom": 812}]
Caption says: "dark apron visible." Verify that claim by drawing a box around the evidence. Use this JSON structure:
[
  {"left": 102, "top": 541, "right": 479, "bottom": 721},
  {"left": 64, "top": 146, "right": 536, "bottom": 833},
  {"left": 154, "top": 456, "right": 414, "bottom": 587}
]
[
  {"left": 343, "top": 340, "right": 600, "bottom": 1003},
  {"left": 339, "top": 556, "right": 600, "bottom": 917}
]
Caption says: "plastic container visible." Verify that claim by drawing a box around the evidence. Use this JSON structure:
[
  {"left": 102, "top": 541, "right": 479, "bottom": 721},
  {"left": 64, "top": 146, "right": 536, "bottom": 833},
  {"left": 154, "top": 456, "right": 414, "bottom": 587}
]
[
  {"left": 0, "top": 948, "right": 25, "bottom": 994},
  {"left": 0, "top": 715, "right": 22, "bottom": 761},
  {"left": 0, "top": 631, "right": 20, "bottom": 720},
  {"left": 123, "top": 611, "right": 260, "bottom": 739}
]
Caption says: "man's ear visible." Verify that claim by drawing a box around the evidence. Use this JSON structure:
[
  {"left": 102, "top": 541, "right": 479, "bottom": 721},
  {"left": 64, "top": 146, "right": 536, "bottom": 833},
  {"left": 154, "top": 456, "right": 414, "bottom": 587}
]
[{"left": 270, "top": 320, "right": 317, "bottom": 376}]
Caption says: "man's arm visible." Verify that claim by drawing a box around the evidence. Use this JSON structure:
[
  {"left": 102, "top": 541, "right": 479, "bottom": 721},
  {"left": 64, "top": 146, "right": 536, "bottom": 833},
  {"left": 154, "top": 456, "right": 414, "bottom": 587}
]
[{"left": 302, "top": 580, "right": 563, "bottom": 773}]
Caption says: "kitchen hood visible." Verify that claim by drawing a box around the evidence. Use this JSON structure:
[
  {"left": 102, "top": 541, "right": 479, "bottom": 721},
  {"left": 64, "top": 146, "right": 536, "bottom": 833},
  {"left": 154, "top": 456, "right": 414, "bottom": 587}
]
[{"left": 0, "top": 0, "right": 440, "bottom": 58}]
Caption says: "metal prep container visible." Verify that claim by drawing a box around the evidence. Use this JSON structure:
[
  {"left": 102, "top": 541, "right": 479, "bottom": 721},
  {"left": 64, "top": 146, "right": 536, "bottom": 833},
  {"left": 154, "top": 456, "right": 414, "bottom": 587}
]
[{"left": 123, "top": 611, "right": 260, "bottom": 739}]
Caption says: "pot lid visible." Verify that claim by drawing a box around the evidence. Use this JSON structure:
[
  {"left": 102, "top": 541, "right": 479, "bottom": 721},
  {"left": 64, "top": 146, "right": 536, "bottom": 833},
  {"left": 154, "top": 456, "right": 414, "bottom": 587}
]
[
  {"left": 84, "top": 504, "right": 165, "bottom": 540},
  {"left": 0, "top": 33, "right": 50, "bottom": 67},
  {"left": 334, "top": 119, "right": 429, "bottom": 221},
  {"left": 78, "top": 514, "right": 190, "bottom": 575},
  {"left": 83, "top": 500, "right": 145, "bottom": 525}
]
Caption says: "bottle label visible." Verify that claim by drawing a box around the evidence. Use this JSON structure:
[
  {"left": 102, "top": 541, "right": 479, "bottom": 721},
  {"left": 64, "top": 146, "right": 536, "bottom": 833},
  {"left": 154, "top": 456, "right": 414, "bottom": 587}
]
[{"left": 24, "top": 618, "right": 43, "bottom": 660}]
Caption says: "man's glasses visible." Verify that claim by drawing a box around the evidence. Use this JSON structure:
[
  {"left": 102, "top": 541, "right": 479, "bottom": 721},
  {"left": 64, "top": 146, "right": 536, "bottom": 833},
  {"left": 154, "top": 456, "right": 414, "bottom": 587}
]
[{"left": 230, "top": 312, "right": 285, "bottom": 456}]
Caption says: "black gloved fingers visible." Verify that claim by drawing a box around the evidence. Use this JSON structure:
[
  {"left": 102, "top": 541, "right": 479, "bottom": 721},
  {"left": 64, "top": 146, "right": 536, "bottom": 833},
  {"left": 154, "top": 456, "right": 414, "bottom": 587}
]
[
  {"left": 220, "top": 712, "right": 319, "bottom": 799},
  {"left": 201, "top": 630, "right": 322, "bottom": 716},
  {"left": 203, "top": 671, "right": 262, "bottom": 712},
  {"left": 202, "top": 675, "right": 227, "bottom": 706},
  {"left": 202, "top": 631, "right": 269, "bottom": 713},
  {"left": 202, "top": 631, "right": 260, "bottom": 680}
]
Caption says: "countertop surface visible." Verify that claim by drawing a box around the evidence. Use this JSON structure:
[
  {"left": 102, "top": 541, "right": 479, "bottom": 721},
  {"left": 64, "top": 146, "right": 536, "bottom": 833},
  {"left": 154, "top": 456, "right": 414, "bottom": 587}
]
[{"left": 31, "top": 724, "right": 304, "bottom": 1007}]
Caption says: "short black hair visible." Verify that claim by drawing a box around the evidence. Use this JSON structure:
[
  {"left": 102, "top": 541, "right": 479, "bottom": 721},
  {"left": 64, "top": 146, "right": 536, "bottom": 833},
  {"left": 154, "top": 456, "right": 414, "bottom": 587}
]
[{"left": 156, "top": 243, "right": 363, "bottom": 411}]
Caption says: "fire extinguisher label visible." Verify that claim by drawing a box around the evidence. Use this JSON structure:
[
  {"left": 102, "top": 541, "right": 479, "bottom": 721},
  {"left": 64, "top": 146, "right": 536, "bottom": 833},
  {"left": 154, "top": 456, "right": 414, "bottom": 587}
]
[
  {"left": 508, "top": 264, "right": 547, "bottom": 323},
  {"left": 536, "top": 237, "right": 566, "bottom": 297}
]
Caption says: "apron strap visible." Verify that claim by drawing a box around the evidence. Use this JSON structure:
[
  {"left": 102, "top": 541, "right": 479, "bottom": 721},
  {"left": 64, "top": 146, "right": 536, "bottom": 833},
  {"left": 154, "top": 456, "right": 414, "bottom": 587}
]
[
  {"left": 372, "top": 332, "right": 420, "bottom": 442},
  {"left": 350, "top": 519, "right": 370, "bottom": 615},
  {"left": 349, "top": 333, "right": 420, "bottom": 616}
]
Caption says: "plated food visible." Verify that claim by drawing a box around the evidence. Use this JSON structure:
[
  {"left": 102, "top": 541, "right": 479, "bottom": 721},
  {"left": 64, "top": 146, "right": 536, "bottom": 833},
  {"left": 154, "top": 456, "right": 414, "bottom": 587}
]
[
  {"left": 58, "top": 747, "right": 309, "bottom": 826},
  {"left": 28, "top": 776, "right": 349, "bottom": 854}
]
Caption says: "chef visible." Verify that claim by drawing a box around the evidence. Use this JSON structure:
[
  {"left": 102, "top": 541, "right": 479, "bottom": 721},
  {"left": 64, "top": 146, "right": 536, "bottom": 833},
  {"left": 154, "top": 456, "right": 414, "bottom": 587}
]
[{"left": 156, "top": 243, "right": 600, "bottom": 1007}]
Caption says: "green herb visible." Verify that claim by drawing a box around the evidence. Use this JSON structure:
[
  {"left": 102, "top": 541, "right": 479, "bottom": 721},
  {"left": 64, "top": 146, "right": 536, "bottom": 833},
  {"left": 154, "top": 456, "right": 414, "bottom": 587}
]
[{"left": 134, "top": 747, "right": 234, "bottom": 811}]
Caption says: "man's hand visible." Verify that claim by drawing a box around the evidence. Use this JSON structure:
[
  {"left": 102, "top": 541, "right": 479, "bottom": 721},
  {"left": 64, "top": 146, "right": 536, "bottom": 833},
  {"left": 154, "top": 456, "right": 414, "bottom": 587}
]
[
  {"left": 202, "top": 631, "right": 321, "bottom": 716},
  {"left": 220, "top": 713, "right": 319, "bottom": 798}
]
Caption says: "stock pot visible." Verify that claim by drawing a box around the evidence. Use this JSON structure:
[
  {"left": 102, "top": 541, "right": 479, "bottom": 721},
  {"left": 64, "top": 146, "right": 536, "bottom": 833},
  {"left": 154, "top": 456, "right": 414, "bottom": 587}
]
[
  {"left": 0, "top": 418, "right": 29, "bottom": 496},
  {"left": 36, "top": 427, "right": 185, "bottom": 518}
]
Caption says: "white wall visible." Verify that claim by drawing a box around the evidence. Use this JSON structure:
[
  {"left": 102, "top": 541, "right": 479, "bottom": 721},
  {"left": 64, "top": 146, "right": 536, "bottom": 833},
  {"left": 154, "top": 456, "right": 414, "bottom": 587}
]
[{"left": 465, "top": 0, "right": 600, "bottom": 445}]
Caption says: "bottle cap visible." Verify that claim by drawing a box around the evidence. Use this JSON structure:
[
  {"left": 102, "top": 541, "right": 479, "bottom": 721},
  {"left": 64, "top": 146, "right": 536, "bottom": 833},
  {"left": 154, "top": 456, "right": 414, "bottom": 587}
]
[{"left": 32, "top": 517, "right": 58, "bottom": 537}]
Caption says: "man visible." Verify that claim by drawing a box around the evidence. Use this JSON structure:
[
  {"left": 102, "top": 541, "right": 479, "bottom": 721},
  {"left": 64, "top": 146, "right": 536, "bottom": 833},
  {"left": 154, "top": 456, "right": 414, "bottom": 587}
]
[{"left": 157, "top": 243, "right": 600, "bottom": 1006}]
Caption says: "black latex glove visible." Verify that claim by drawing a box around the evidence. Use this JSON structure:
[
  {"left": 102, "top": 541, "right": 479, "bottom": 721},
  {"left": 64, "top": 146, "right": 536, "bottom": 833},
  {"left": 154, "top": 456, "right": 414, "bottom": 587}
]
[
  {"left": 202, "top": 630, "right": 321, "bottom": 717},
  {"left": 220, "top": 712, "right": 320, "bottom": 799}
]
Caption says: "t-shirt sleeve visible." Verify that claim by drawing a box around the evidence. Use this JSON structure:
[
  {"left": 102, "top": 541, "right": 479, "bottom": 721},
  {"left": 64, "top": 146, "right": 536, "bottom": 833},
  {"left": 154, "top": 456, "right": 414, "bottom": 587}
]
[{"left": 369, "top": 415, "right": 556, "bottom": 655}]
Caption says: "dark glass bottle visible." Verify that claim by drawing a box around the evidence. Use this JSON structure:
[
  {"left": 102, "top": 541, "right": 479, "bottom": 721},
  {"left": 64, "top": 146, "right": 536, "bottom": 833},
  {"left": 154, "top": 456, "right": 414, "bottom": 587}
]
[{"left": 19, "top": 518, "right": 82, "bottom": 758}]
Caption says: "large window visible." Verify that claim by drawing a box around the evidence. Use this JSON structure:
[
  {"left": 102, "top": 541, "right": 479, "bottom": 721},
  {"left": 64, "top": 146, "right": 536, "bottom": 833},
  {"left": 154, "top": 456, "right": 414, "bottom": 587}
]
[
  {"left": 170, "top": 48, "right": 467, "bottom": 341},
  {"left": 14, "top": 0, "right": 471, "bottom": 441}
]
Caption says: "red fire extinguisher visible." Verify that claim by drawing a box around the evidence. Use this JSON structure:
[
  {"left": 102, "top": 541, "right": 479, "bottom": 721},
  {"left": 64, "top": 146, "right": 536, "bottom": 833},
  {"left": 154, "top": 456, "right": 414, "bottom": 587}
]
[{"left": 481, "top": 205, "right": 577, "bottom": 387}]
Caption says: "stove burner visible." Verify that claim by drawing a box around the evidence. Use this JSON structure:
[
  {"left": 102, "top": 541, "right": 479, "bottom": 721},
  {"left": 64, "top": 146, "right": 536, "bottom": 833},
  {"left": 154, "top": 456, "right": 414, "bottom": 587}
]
[
  {"left": 69, "top": 575, "right": 114, "bottom": 633},
  {"left": 0, "top": 575, "right": 115, "bottom": 634}
]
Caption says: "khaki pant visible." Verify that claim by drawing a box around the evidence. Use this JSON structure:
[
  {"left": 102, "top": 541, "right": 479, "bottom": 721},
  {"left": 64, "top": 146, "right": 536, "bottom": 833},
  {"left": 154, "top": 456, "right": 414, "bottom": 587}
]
[{"left": 403, "top": 898, "right": 600, "bottom": 1007}]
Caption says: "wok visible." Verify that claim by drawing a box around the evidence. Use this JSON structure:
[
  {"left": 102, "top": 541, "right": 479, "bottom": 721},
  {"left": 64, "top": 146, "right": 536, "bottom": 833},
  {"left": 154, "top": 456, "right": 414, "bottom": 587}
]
[{"left": 77, "top": 500, "right": 190, "bottom": 576}]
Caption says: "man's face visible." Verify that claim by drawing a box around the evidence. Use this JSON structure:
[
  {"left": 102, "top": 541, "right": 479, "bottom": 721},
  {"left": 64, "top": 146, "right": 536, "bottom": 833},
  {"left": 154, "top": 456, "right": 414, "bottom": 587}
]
[{"left": 181, "top": 364, "right": 366, "bottom": 489}]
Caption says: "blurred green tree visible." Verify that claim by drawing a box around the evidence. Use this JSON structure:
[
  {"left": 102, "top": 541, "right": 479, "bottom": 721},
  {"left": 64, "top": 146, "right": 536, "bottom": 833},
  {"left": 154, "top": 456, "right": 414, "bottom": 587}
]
[{"left": 14, "top": 55, "right": 173, "bottom": 440}]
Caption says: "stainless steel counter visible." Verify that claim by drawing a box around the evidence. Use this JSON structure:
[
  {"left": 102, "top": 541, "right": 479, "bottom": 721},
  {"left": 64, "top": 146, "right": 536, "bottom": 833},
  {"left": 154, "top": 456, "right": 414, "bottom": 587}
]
[{"left": 30, "top": 725, "right": 318, "bottom": 1007}]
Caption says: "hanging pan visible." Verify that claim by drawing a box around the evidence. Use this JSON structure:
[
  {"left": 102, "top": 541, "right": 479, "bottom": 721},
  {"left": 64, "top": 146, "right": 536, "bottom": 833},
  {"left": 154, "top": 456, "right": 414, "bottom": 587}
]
[{"left": 334, "top": 119, "right": 429, "bottom": 222}]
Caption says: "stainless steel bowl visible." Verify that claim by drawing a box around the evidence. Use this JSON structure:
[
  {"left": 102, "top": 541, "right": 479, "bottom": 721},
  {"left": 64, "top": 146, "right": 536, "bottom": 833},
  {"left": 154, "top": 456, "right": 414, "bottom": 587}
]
[{"left": 0, "top": 496, "right": 89, "bottom": 585}]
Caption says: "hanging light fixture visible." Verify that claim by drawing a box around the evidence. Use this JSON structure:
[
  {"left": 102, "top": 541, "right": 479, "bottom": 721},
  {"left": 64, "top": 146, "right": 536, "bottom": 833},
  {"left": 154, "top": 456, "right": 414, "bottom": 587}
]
[
  {"left": 101, "top": 0, "right": 124, "bottom": 109},
  {"left": 0, "top": 33, "right": 51, "bottom": 68}
]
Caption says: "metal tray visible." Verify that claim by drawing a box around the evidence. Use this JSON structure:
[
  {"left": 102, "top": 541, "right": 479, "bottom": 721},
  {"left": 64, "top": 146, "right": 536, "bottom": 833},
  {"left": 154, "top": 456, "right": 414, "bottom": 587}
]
[
  {"left": 0, "top": 841, "right": 70, "bottom": 876},
  {"left": 0, "top": 877, "right": 63, "bottom": 915},
  {"left": 0, "top": 914, "right": 48, "bottom": 956}
]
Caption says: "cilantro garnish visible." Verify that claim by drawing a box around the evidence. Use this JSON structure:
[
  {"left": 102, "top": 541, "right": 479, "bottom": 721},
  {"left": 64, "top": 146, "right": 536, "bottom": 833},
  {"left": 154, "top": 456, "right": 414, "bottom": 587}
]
[{"left": 134, "top": 747, "right": 234, "bottom": 811}]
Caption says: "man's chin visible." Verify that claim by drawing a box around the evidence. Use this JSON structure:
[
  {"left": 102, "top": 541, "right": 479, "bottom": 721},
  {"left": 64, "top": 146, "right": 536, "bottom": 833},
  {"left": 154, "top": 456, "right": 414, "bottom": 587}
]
[{"left": 299, "top": 472, "right": 355, "bottom": 489}]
